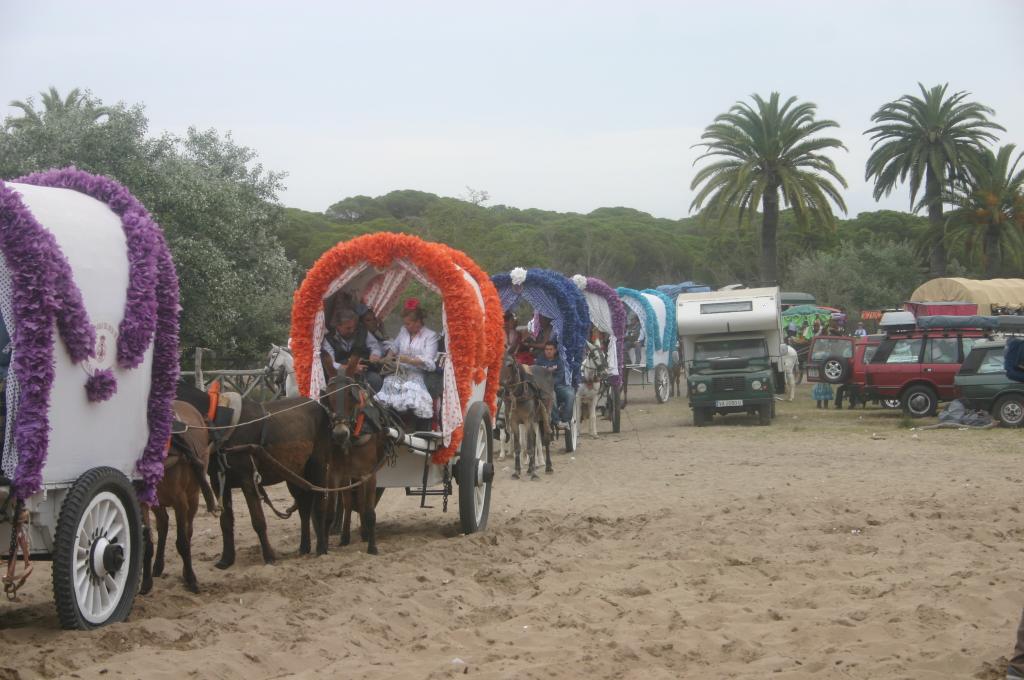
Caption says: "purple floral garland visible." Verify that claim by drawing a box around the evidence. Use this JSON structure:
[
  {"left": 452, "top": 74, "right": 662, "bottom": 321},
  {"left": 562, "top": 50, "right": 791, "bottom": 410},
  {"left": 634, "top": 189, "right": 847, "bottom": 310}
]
[
  {"left": 15, "top": 168, "right": 160, "bottom": 371},
  {"left": 584, "top": 276, "right": 627, "bottom": 387},
  {"left": 0, "top": 170, "right": 179, "bottom": 503}
]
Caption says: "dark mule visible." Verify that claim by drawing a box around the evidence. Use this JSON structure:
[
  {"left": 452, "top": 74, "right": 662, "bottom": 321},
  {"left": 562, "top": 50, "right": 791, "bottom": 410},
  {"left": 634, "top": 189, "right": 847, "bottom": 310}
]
[
  {"left": 141, "top": 401, "right": 217, "bottom": 594},
  {"left": 328, "top": 358, "right": 392, "bottom": 555},
  {"left": 499, "top": 355, "right": 552, "bottom": 480},
  {"left": 175, "top": 381, "right": 334, "bottom": 567}
]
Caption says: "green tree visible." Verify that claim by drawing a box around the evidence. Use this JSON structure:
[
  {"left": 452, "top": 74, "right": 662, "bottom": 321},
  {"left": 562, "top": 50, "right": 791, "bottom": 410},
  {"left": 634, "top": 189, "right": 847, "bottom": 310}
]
[
  {"left": 1, "top": 88, "right": 294, "bottom": 358},
  {"left": 787, "top": 239, "right": 928, "bottom": 315},
  {"left": 943, "top": 144, "right": 1024, "bottom": 275},
  {"left": 690, "top": 92, "right": 848, "bottom": 285},
  {"left": 865, "top": 83, "right": 1004, "bottom": 278}
]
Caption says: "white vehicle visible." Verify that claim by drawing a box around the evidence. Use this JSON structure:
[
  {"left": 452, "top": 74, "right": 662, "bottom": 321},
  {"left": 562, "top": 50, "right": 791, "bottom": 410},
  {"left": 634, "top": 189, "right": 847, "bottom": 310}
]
[
  {"left": 289, "top": 233, "right": 503, "bottom": 533},
  {"left": 675, "top": 287, "right": 784, "bottom": 426},
  {"left": 1, "top": 170, "right": 179, "bottom": 628}
]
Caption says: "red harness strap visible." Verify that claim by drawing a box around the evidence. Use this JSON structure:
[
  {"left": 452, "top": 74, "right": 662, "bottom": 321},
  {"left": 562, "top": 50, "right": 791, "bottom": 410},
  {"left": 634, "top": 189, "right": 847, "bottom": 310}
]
[
  {"left": 353, "top": 391, "right": 367, "bottom": 437},
  {"left": 206, "top": 380, "right": 221, "bottom": 422}
]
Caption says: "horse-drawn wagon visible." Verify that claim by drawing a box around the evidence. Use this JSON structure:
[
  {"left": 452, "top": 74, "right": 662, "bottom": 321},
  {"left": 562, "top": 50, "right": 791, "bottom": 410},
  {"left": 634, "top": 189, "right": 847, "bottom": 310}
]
[
  {"left": 0, "top": 169, "right": 179, "bottom": 628},
  {"left": 616, "top": 287, "right": 677, "bottom": 404},
  {"left": 571, "top": 274, "right": 626, "bottom": 434},
  {"left": 290, "top": 233, "right": 504, "bottom": 533},
  {"left": 492, "top": 267, "right": 591, "bottom": 455}
]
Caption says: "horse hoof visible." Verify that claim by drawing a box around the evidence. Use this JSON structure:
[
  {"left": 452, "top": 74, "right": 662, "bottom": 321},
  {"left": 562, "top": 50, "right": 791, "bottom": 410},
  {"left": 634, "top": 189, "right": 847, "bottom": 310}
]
[
  {"left": 153, "top": 564, "right": 165, "bottom": 577},
  {"left": 140, "top": 579, "right": 153, "bottom": 596},
  {"left": 368, "top": 546, "right": 379, "bottom": 556},
  {"left": 545, "top": 467, "right": 553, "bottom": 474},
  {"left": 186, "top": 581, "right": 200, "bottom": 594},
  {"left": 340, "top": 537, "right": 351, "bottom": 547},
  {"left": 530, "top": 474, "right": 541, "bottom": 481},
  {"left": 214, "top": 559, "right": 234, "bottom": 570},
  {"left": 511, "top": 473, "right": 520, "bottom": 480}
]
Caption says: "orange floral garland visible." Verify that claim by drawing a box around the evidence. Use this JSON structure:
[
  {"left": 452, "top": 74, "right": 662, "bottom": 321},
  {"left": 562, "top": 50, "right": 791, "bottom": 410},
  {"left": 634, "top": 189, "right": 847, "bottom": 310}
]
[{"left": 291, "top": 233, "right": 504, "bottom": 463}]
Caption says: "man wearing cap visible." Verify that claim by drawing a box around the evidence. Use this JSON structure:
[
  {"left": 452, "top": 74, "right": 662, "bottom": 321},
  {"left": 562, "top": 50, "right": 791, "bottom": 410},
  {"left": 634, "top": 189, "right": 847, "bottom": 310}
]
[{"left": 321, "top": 307, "right": 385, "bottom": 392}]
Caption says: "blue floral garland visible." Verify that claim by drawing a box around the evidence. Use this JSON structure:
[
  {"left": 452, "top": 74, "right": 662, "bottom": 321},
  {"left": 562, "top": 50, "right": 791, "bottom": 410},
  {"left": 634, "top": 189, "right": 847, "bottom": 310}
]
[
  {"left": 643, "top": 289, "right": 677, "bottom": 367},
  {"left": 492, "top": 268, "right": 590, "bottom": 387},
  {"left": 616, "top": 287, "right": 659, "bottom": 368}
]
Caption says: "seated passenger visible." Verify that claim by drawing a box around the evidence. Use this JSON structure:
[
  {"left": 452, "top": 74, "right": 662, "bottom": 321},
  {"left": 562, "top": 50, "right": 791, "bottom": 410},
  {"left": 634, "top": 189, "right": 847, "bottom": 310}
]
[
  {"left": 375, "top": 300, "right": 439, "bottom": 432},
  {"left": 321, "top": 307, "right": 385, "bottom": 392},
  {"left": 534, "top": 341, "right": 573, "bottom": 428}
]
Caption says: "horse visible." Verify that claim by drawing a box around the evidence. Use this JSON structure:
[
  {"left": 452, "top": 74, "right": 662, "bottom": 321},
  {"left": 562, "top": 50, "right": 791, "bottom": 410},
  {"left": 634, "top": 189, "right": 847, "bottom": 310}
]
[
  {"left": 499, "top": 355, "right": 551, "bottom": 479},
  {"left": 326, "top": 357, "right": 393, "bottom": 555},
  {"left": 267, "top": 343, "right": 299, "bottom": 398},
  {"left": 780, "top": 343, "right": 799, "bottom": 401},
  {"left": 578, "top": 342, "right": 608, "bottom": 439},
  {"left": 175, "top": 381, "right": 335, "bottom": 567},
  {"left": 141, "top": 400, "right": 217, "bottom": 594}
]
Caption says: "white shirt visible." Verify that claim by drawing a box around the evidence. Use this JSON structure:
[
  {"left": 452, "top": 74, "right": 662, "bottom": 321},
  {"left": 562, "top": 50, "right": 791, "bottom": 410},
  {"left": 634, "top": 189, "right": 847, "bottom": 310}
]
[{"left": 391, "top": 326, "right": 439, "bottom": 373}]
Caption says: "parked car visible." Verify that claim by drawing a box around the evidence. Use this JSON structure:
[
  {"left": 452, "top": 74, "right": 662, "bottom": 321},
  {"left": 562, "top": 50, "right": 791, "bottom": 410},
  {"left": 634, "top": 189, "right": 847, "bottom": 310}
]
[
  {"left": 955, "top": 339, "right": 1024, "bottom": 427},
  {"left": 806, "top": 334, "right": 899, "bottom": 409},
  {"left": 864, "top": 326, "right": 989, "bottom": 417}
]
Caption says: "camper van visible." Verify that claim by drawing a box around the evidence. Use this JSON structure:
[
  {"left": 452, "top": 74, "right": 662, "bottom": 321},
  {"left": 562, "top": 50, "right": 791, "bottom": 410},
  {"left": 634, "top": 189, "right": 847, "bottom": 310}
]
[{"left": 676, "top": 287, "right": 784, "bottom": 426}]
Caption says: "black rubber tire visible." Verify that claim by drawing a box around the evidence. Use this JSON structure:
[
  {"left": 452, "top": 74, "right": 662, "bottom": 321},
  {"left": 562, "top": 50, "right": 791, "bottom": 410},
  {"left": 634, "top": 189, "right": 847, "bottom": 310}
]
[
  {"left": 693, "top": 407, "right": 709, "bottom": 427},
  {"left": 52, "top": 467, "right": 142, "bottom": 630},
  {"left": 654, "top": 365, "right": 671, "bottom": 403},
  {"left": 994, "top": 394, "right": 1024, "bottom": 428},
  {"left": 821, "top": 357, "right": 851, "bottom": 385},
  {"left": 564, "top": 397, "right": 579, "bottom": 452},
  {"left": 902, "top": 384, "right": 938, "bottom": 418},
  {"left": 757, "top": 403, "right": 772, "bottom": 426},
  {"left": 610, "top": 385, "right": 621, "bottom": 434},
  {"left": 457, "top": 402, "right": 493, "bottom": 534}
]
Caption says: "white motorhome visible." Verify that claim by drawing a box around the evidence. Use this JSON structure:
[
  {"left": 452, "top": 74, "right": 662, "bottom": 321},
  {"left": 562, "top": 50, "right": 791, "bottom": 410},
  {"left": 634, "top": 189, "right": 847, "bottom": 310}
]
[{"left": 675, "top": 287, "right": 783, "bottom": 426}]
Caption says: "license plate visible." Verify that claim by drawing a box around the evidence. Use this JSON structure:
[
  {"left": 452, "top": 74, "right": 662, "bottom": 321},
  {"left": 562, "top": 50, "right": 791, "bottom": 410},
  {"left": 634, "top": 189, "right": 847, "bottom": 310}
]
[{"left": 715, "top": 399, "right": 743, "bottom": 407}]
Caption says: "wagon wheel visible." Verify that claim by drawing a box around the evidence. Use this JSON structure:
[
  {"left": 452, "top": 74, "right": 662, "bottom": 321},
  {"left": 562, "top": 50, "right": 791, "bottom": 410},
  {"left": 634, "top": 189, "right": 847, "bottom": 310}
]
[
  {"left": 609, "top": 383, "right": 621, "bottom": 433},
  {"left": 564, "top": 394, "right": 581, "bottom": 452},
  {"left": 456, "top": 402, "right": 494, "bottom": 534},
  {"left": 654, "top": 365, "right": 671, "bottom": 403},
  {"left": 52, "top": 467, "right": 143, "bottom": 629}
]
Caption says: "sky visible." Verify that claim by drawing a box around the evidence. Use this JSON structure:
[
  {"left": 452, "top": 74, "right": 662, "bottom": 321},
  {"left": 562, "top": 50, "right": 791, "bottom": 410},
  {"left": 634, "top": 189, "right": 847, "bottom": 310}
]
[{"left": 2, "top": 0, "right": 1022, "bottom": 219}]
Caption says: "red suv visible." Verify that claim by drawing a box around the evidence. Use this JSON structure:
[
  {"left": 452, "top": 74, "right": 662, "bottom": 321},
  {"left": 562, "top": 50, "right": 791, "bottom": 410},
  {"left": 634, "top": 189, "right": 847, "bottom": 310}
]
[
  {"left": 864, "top": 328, "right": 988, "bottom": 417},
  {"left": 806, "top": 335, "right": 888, "bottom": 408}
]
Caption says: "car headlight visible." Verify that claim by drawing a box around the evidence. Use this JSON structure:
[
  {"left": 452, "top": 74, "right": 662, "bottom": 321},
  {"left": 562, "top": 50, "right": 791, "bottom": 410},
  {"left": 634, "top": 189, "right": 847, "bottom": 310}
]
[
  {"left": 696, "top": 383, "right": 707, "bottom": 393},
  {"left": 751, "top": 380, "right": 762, "bottom": 391}
]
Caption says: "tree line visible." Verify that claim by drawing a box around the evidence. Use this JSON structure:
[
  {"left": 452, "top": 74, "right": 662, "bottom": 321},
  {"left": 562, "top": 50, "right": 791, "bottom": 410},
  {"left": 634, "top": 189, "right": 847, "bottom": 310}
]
[{"left": 1, "top": 85, "right": 1020, "bottom": 361}]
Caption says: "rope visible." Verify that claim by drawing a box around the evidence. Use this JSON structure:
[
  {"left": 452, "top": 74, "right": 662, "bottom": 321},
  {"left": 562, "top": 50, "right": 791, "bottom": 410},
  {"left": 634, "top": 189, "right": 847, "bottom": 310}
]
[
  {"left": 179, "top": 383, "right": 361, "bottom": 433},
  {"left": 229, "top": 441, "right": 392, "bottom": 495}
]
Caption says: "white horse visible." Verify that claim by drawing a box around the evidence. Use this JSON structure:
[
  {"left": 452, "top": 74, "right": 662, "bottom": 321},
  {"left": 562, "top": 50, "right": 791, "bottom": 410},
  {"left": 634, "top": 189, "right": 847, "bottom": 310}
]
[
  {"left": 267, "top": 343, "right": 299, "bottom": 398},
  {"left": 578, "top": 341, "right": 608, "bottom": 439},
  {"left": 780, "top": 343, "right": 799, "bottom": 401}
]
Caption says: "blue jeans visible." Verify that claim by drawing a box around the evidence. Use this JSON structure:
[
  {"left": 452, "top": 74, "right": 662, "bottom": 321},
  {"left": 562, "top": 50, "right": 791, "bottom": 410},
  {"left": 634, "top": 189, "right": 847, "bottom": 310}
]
[{"left": 553, "top": 385, "right": 574, "bottom": 423}]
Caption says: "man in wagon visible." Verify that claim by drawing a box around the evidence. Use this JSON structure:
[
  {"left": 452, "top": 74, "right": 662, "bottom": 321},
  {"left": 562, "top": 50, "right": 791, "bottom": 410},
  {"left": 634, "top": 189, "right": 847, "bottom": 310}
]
[
  {"left": 534, "top": 340, "right": 574, "bottom": 428},
  {"left": 321, "top": 307, "right": 386, "bottom": 392}
]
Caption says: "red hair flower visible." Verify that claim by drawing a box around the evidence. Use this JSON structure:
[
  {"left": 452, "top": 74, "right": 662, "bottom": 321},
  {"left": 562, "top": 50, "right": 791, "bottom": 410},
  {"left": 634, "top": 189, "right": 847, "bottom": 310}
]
[{"left": 404, "top": 298, "right": 420, "bottom": 311}]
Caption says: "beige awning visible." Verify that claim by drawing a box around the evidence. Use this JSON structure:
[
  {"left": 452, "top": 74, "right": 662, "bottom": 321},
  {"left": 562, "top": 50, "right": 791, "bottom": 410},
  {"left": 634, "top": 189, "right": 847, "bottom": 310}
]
[{"left": 909, "top": 278, "right": 1024, "bottom": 315}]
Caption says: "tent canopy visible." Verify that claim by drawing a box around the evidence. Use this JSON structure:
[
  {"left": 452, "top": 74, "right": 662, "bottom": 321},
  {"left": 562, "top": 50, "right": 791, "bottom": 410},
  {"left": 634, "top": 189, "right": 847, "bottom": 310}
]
[{"left": 910, "top": 278, "right": 1024, "bottom": 315}]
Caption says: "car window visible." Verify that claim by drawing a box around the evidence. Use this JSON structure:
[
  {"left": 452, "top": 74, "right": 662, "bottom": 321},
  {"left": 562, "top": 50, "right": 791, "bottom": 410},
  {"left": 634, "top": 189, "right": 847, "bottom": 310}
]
[
  {"left": 863, "top": 345, "right": 878, "bottom": 363},
  {"left": 926, "top": 337, "right": 959, "bottom": 364},
  {"left": 978, "top": 348, "right": 1006, "bottom": 374},
  {"left": 886, "top": 338, "right": 922, "bottom": 364},
  {"left": 962, "top": 337, "right": 978, "bottom": 359},
  {"left": 811, "top": 338, "right": 853, "bottom": 361}
]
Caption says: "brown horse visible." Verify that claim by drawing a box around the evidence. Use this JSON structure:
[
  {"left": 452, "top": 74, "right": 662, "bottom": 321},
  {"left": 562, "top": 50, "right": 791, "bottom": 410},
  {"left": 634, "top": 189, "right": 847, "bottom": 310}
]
[
  {"left": 141, "top": 401, "right": 217, "bottom": 594},
  {"left": 175, "top": 382, "right": 334, "bottom": 567}
]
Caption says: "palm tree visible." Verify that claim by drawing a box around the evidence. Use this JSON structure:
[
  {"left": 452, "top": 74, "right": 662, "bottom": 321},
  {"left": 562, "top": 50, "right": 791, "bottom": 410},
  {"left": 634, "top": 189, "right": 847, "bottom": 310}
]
[
  {"left": 865, "top": 83, "right": 1004, "bottom": 278},
  {"left": 690, "top": 92, "right": 848, "bottom": 285},
  {"left": 7, "top": 86, "right": 109, "bottom": 131},
  {"left": 943, "top": 144, "right": 1024, "bottom": 275}
]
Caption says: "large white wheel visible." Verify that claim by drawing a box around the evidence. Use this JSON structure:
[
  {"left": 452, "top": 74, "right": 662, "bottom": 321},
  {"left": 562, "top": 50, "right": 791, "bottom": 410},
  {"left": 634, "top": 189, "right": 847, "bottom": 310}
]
[
  {"left": 654, "top": 365, "right": 671, "bottom": 403},
  {"left": 457, "top": 402, "right": 494, "bottom": 534},
  {"left": 52, "top": 467, "right": 142, "bottom": 629}
]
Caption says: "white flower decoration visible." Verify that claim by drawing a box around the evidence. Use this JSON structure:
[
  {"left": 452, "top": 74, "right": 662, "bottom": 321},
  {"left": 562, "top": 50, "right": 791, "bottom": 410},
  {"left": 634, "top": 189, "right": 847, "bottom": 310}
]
[
  {"left": 510, "top": 267, "right": 527, "bottom": 286},
  {"left": 572, "top": 274, "right": 588, "bottom": 290}
]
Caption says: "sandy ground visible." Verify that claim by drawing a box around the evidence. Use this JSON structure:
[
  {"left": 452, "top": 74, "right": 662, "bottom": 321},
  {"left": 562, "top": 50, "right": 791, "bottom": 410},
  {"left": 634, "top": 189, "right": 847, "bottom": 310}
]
[{"left": 2, "top": 383, "right": 1023, "bottom": 680}]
